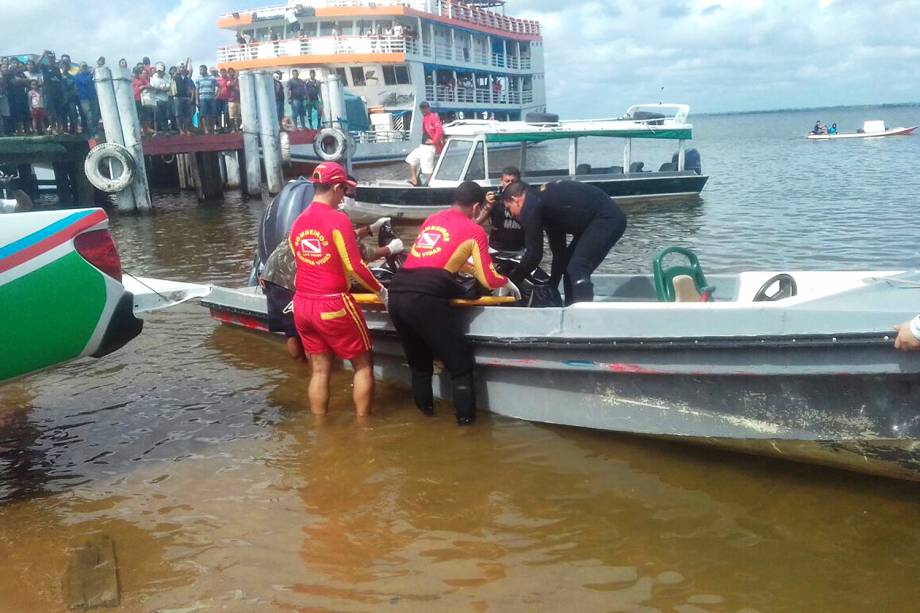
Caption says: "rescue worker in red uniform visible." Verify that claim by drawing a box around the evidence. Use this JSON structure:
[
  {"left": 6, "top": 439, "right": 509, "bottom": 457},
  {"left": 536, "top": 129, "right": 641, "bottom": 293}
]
[
  {"left": 289, "top": 162, "right": 387, "bottom": 417},
  {"left": 388, "top": 182, "right": 521, "bottom": 425}
]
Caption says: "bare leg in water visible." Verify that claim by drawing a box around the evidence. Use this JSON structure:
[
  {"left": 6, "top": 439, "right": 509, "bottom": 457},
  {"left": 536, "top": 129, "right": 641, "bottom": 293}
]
[
  {"left": 350, "top": 351, "right": 374, "bottom": 418},
  {"left": 308, "top": 352, "right": 333, "bottom": 415}
]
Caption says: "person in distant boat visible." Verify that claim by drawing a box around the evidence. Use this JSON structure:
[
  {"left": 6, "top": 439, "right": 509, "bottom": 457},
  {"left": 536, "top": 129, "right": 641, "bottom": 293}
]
[
  {"left": 812, "top": 120, "right": 826, "bottom": 135},
  {"left": 503, "top": 180, "right": 627, "bottom": 304},
  {"left": 894, "top": 317, "right": 920, "bottom": 351},
  {"left": 405, "top": 101, "right": 444, "bottom": 186},
  {"left": 388, "top": 182, "right": 520, "bottom": 425},
  {"left": 474, "top": 165, "right": 525, "bottom": 252},
  {"left": 828, "top": 123, "right": 838, "bottom": 135},
  {"left": 289, "top": 162, "right": 387, "bottom": 418}
]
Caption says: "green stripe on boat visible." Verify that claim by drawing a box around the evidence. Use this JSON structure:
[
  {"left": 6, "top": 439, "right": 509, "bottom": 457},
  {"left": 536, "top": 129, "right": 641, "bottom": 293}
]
[
  {"left": 485, "top": 129, "right": 693, "bottom": 143},
  {"left": 0, "top": 252, "right": 106, "bottom": 381}
]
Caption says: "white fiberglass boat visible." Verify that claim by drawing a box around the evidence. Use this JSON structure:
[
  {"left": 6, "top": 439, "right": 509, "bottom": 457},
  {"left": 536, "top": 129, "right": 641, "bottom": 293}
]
[{"left": 807, "top": 120, "right": 917, "bottom": 140}]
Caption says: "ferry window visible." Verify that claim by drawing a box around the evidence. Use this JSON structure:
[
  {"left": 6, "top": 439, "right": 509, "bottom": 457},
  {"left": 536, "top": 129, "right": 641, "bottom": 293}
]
[
  {"left": 339, "top": 20, "right": 354, "bottom": 35},
  {"left": 464, "top": 142, "right": 485, "bottom": 181},
  {"left": 383, "top": 65, "right": 412, "bottom": 85},
  {"left": 335, "top": 67, "right": 348, "bottom": 85},
  {"left": 434, "top": 139, "right": 474, "bottom": 182},
  {"left": 350, "top": 67, "right": 366, "bottom": 86}
]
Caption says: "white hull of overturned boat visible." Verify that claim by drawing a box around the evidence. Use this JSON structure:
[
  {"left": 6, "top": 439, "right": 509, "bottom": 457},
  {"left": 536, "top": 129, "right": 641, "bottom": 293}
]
[{"left": 201, "top": 270, "right": 920, "bottom": 481}]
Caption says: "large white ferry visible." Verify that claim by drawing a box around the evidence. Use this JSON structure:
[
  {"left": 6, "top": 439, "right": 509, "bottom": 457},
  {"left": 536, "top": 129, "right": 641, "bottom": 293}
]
[{"left": 216, "top": 0, "right": 547, "bottom": 166}]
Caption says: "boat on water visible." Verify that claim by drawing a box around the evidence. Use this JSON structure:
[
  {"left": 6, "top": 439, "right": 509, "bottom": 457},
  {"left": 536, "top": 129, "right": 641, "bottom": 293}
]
[
  {"left": 198, "top": 191, "right": 920, "bottom": 481},
  {"left": 346, "top": 104, "right": 707, "bottom": 222},
  {"left": 807, "top": 120, "right": 917, "bottom": 140},
  {"left": 215, "top": 0, "right": 546, "bottom": 166}
]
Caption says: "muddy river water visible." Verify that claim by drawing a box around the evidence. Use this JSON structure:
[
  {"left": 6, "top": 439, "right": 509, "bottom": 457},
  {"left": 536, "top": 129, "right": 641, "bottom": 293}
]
[{"left": 3, "top": 107, "right": 920, "bottom": 611}]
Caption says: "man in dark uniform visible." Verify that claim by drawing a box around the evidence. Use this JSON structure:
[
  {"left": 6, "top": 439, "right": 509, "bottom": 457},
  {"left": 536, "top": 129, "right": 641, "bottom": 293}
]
[
  {"left": 388, "top": 182, "right": 519, "bottom": 425},
  {"left": 474, "top": 165, "right": 524, "bottom": 252},
  {"left": 502, "top": 180, "right": 626, "bottom": 304}
]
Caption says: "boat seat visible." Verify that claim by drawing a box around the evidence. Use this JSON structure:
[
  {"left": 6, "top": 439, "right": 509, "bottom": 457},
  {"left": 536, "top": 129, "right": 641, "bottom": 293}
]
[
  {"left": 653, "top": 246, "right": 715, "bottom": 302},
  {"left": 629, "top": 161, "right": 645, "bottom": 173},
  {"left": 659, "top": 162, "right": 677, "bottom": 171},
  {"left": 672, "top": 275, "right": 701, "bottom": 302}
]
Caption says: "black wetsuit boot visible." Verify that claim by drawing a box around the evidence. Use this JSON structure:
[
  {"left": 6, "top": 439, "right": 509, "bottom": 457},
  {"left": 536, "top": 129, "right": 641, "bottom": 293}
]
[
  {"left": 410, "top": 366, "right": 434, "bottom": 416},
  {"left": 453, "top": 372, "right": 476, "bottom": 426}
]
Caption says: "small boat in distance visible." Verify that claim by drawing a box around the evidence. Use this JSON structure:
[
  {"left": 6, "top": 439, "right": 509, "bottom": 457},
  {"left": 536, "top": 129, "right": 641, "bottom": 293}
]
[{"left": 807, "top": 120, "right": 917, "bottom": 140}]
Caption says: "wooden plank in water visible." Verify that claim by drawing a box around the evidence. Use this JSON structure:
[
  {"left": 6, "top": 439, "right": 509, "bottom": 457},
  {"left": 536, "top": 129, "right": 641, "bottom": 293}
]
[{"left": 66, "top": 534, "right": 119, "bottom": 609}]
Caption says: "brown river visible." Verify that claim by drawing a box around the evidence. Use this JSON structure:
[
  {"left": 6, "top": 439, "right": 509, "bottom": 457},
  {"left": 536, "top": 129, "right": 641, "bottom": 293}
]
[{"left": 6, "top": 109, "right": 920, "bottom": 612}]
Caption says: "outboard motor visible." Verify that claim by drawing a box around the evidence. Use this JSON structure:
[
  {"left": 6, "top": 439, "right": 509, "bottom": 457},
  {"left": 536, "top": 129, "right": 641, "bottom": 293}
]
[
  {"left": 247, "top": 178, "right": 316, "bottom": 285},
  {"left": 672, "top": 148, "right": 702, "bottom": 175}
]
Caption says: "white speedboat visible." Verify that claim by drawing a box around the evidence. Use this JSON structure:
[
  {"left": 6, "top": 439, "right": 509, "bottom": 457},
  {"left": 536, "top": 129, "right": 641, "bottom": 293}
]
[
  {"left": 807, "top": 120, "right": 917, "bottom": 140},
  {"left": 200, "top": 201, "right": 920, "bottom": 481}
]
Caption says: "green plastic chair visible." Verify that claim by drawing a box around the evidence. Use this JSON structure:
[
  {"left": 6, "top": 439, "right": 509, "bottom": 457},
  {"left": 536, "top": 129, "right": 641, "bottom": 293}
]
[{"left": 653, "top": 246, "right": 715, "bottom": 302}]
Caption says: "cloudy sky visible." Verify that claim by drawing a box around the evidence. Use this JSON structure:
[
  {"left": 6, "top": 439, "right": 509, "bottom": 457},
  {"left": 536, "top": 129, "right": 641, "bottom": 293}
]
[{"left": 2, "top": 0, "right": 918, "bottom": 115}]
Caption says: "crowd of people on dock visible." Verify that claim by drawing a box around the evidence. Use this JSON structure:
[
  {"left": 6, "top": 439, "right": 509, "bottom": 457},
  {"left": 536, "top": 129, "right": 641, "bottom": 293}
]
[
  {"left": 0, "top": 50, "right": 325, "bottom": 138},
  {"left": 0, "top": 51, "right": 96, "bottom": 137}
]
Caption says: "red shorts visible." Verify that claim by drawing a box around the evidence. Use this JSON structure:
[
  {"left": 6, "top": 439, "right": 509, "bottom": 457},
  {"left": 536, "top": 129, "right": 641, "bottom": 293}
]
[{"left": 293, "top": 293, "right": 372, "bottom": 360}]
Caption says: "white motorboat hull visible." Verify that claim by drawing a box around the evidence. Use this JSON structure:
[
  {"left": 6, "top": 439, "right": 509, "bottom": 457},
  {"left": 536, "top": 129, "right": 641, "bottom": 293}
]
[
  {"left": 200, "top": 270, "right": 920, "bottom": 480},
  {"left": 806, "top": 126, "right": 917, "bottom": 140}
]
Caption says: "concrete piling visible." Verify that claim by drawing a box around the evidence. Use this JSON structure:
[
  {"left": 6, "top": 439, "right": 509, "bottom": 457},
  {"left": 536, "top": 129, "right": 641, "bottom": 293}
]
[
  {"left": 112, "top": 66, "right": 152, "bottom": 212},
  {"left": 93, "top": 67, "right": 136, "bottom": 212},
  {"left": 239, "top": 71, "right": 263, "bottom": 197},
  {"left": 255, "top": 71, "right": 283, "bottom": 195}
]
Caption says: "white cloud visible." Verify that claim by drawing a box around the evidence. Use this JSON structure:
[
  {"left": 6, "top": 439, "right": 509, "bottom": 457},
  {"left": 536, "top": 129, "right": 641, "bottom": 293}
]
[{"left": 2, "top": 0, "right": 918, "bottom": 114}]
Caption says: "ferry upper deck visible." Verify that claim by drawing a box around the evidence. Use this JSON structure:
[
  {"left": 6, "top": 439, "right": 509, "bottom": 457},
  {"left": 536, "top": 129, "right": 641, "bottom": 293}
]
[{"left": 216, "top": 0, "right": 546, "bottom": 117}]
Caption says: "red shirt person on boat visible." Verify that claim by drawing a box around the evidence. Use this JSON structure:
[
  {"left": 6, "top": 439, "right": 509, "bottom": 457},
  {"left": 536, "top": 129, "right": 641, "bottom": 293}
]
[{"left": 288, "top": 162, "right": 384, "bottom": 417}]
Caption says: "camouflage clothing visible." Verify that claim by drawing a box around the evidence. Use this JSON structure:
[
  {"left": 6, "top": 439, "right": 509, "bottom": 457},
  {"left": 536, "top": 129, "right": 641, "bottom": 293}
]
[{"left": 261, "top": 240, "right": 297, "bottom": 290}]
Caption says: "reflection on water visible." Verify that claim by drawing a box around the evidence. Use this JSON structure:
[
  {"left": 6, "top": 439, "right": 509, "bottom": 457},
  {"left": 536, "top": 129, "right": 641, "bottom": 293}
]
[{"left": 3, "top": 107, "right": 920, "bottom": 611}]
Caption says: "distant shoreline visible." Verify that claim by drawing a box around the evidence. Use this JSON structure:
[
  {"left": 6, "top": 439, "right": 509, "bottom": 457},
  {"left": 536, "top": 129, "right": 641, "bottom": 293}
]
[{"left": 699, "top": 102, "right": 920, "bottom": 117}]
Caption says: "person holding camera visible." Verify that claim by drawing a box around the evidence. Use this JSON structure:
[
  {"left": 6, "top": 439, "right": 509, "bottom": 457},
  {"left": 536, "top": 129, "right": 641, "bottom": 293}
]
[{"left": 474, "top": 166, "right": 525, "bottom": 253}]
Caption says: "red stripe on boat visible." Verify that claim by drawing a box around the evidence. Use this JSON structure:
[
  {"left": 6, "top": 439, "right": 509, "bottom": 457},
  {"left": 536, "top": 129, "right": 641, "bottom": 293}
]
[{"left": 0, "top": 210, "right": 109, "bottom": 275}]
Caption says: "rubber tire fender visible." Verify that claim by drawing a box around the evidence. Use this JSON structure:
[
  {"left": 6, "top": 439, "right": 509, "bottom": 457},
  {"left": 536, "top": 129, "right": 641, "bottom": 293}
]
[
  {"left": 313, "top": 127, "right": 348, "bottom": 161},
  {"left": 84, "top": 142, "right": 135, "bottom": 193}
]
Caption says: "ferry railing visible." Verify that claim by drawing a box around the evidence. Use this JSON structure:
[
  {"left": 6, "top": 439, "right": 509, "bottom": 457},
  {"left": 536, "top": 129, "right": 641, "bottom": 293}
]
[
  {"left": 217, "top": 35, "right": 416, "bottom": 62},
  {"left": 219, "top": 0, "right": 541, "bottom": 37},
  {"left": 352, "top": 129, "right": 411, "bottom": 143}
]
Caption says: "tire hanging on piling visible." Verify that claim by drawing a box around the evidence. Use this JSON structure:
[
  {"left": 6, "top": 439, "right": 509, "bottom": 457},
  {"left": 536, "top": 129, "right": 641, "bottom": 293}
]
[
  {"left": 84, "top": 143, "right": 136, "bottom": 193},
  {"left": 313, "top": 127, "right": 349, "bottom": 162}
]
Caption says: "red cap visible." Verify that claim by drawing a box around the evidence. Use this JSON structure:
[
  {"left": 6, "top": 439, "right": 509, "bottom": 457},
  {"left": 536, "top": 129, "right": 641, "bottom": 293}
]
[{"left": 309, "top": 162, "right": 358, "bottom": 188}]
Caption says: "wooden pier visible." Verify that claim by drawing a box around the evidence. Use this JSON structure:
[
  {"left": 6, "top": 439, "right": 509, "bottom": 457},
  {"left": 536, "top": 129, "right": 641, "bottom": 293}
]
[
  {"left": 0, "top": 129, "right": 317, "bottom": 208},
  {"left": 0, "top": 134, "right": 96, "bottom": 205}
]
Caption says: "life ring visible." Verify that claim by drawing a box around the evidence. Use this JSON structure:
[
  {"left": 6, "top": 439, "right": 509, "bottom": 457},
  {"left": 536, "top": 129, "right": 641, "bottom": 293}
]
[
  {"left": 313, "top": 128, "right": 348, "bottom": 161},
  {"left": 84, "top": 143, "right": 135, "bottom": 193}
]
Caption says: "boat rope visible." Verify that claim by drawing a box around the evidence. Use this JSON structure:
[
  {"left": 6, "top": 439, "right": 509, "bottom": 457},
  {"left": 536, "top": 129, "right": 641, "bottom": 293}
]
[{"left": 123, "top": 272, "right": 170, "bottom": 303}]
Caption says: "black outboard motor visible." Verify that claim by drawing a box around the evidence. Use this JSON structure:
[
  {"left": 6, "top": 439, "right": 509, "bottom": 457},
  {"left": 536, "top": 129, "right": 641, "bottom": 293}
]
[
  {"left": 672, "top": 148, "right": 702, "bottom": 175},
  {"left": 247, "top": 178, "right": 316, "bottom": 285}
]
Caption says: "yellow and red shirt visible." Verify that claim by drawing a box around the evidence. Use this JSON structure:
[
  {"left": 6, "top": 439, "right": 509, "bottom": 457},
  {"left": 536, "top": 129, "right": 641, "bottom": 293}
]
[
  {"left": 398, "top": 208, "right": 507, "bottom": 294},
  {"left": 289, "top": 201, "right": 382, "bottom": 296}
]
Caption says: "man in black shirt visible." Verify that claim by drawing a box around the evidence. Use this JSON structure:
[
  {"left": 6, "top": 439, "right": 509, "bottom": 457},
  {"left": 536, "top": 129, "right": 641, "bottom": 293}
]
[
  {"left": 502, "top": 180, "right": 626, "bottom": 304},
  {"left": 474, "top": 165, "right": 524, "bottom": 252}
]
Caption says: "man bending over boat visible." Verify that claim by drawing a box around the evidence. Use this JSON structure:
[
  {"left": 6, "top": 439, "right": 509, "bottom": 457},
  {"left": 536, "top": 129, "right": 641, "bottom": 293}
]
[
  {"left": 388, "top": 182, "right": 520, "bottom": 425},
  {"left": 289, "top": 162, "right": 388, "bottom": 417},
  {"left": 502, "top": 181, "right": 627, "bottom": 304},
  {"left": 406, "top": 101, "right": 444, "bottom": 186}
]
